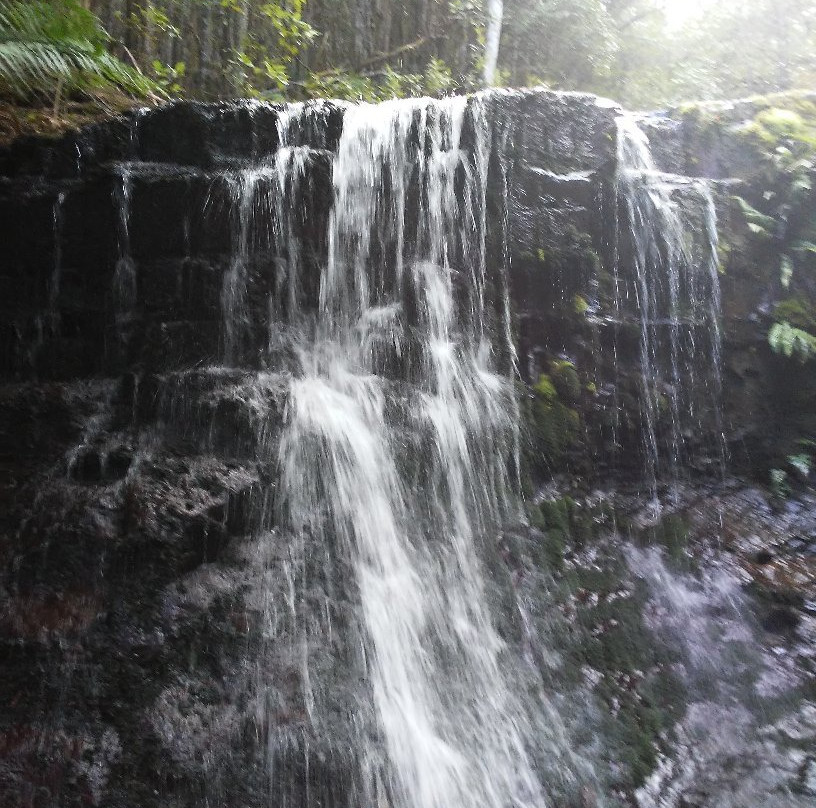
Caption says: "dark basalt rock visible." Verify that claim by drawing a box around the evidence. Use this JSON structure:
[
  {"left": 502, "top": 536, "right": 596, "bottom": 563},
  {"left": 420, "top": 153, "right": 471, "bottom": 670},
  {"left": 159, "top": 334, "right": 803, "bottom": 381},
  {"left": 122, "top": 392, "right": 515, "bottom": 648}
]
[{"left": 0, "top": 89, "right": 813, "bottom": 807}]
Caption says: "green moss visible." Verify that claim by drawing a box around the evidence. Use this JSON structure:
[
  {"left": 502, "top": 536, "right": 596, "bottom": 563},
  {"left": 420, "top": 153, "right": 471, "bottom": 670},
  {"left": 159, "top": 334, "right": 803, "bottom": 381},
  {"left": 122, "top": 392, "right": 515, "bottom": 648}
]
[
  {"left": 573, "top": 293, "right": 589, "bottom": 315},
  {"left": 539, "top": 497, "right": 573, "bottom": 534},
  {"left": 528, "top": 396, "right": 580, "bottom": 467},
  {"left": 533, "top": 373, "right": 557, "bottom": 401},
  {"left": 551, "top": 360, "right": 581, "bottom": 403},
  {"left": 749, "top": 107, "right": 816, "bottom": 148},
  {"left": 524, "top": 363, "right": 588, "bottom": 476},
  {"left": 644, "top": 513, "right": 693, "bottom": 569},
  {"left": 774, "top": 296, "right": 816, "bottom": 331}
]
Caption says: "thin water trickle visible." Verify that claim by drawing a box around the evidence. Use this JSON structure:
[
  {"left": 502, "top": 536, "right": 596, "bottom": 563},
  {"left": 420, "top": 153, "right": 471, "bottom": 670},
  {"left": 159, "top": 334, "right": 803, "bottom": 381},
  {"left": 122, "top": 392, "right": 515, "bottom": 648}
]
[
  {"left": 112, "top": 167, "right": 137, "bottom": 355},
  {"left": 615, "top": 116, "right": 725, "bottom": 503},
  {"left": 113, "top": 168, "right": 135, "bottom": 303},
  {"left": 221, "top": 108, "right": 311, "bottom": 365},
  {"left": 49, "top": 191, "right": 66, "bottom": 319}
]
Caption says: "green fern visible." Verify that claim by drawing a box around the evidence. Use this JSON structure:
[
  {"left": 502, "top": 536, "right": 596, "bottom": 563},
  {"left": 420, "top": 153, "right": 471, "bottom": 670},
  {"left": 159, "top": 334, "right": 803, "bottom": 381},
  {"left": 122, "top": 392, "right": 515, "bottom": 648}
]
[
  {"left": 0, "top": 0, "right": 157, "bottom": 102},
  {"left": 731, "top": 194, "right": 776, "bottom": 237},
  {"left": 768, "top": 320, "right": 816, "bottom": 361}
]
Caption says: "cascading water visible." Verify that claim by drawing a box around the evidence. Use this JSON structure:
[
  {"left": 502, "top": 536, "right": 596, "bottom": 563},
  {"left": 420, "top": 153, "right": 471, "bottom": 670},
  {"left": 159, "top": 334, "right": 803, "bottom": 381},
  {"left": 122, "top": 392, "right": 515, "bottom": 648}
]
[
  {"left": 5, "top": 81, "right": 816, "bottom": 808},
  {"left": 113, "top": 166, "right": 137, "bottom": 353},
  {"left": 614, "top": 116, "right": 725, "bottom": 502},
  {"left": 220, "top": 102, "right": 330, "bottom": 365},
  {"left": 272, "top": 96, "right": 545, "bottom": 808}
]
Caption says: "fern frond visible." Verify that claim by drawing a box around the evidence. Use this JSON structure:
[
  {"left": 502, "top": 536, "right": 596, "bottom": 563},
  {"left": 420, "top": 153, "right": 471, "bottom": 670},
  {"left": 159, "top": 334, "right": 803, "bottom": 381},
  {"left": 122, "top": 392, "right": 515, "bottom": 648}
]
[
  {"left": 0, "top": 0, "right": 157, "bottom": 101},
  {"left": 768, "top": 320, "right": 816, "bottom": 361},
  {"left": 731, "top": 194, "right": 776, "bottom": 236}
]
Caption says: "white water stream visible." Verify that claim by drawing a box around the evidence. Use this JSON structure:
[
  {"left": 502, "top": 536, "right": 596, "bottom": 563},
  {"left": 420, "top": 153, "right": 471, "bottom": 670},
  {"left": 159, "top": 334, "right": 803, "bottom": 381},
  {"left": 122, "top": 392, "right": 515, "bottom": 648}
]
[{"left": 275, "top": 96, "right": 543, "bottom": 808}]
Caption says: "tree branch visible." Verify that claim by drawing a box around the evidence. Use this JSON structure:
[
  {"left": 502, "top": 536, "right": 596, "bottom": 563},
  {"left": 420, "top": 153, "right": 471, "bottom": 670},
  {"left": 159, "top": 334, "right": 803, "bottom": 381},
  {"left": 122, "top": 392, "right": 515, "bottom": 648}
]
[{"left": 356, "top": 33, "right": 440, "bottom": 71}]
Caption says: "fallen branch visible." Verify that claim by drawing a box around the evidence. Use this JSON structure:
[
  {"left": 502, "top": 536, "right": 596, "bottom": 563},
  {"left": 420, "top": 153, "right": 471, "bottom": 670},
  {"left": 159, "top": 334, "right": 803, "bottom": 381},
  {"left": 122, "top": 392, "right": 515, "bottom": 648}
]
[{"left": 357, "top": 33, "right": 441, "bottom": 71}]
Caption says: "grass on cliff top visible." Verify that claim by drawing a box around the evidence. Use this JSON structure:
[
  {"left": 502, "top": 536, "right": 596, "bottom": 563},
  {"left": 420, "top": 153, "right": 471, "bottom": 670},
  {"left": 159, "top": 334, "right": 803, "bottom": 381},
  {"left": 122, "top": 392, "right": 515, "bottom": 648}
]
[
  {"left": 0, "top": 90, "right": 148, "bottom": 146},
  {"left": 673, "top": 89, "right": 816, "bottom": 146}
]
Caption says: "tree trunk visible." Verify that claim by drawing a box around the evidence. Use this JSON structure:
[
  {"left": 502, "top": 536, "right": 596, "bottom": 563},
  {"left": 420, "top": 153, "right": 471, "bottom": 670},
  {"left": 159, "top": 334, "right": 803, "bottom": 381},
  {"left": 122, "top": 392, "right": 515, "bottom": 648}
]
[{"left": 483, "top": 0, "right": 504, "bottom": 85}]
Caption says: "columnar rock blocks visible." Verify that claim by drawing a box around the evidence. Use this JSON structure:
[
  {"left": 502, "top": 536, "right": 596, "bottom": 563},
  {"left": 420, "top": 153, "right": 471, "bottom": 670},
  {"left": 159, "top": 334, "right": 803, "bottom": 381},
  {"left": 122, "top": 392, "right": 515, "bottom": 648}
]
[{"left": 0, "top": 90, "right": 804, "bottom": 806}]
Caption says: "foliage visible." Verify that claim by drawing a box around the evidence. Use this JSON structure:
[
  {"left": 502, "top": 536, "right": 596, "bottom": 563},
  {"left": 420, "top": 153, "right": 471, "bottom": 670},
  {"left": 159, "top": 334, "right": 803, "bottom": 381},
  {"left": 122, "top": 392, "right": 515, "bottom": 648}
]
[
  {"left": 775, "top": 297, "right": 816, "bottom": 332},
  {"left": 771, "top": 445, "right": 814, "bottom": 496},
  {"left": 787, "top": 452, "right": 811, "bottom": 478},
  {"left": 151, "top": 58, "right": 185, "bottom": 95},
  {"left": 65, "top": 1, "right": 816, "bottom": 107},
  {"left": 725, "top": 97, "right": 816, "bottom": 364},
  {"left": 771, "top": 444, "right": 816, "bottom": 497},
  {"left": 769, "top": 467, "right": 791, "bottom": 498},
  {"left": 0, "top": 0, "right": 807, "bottom": 111},
  {"left": 226, "top": 0, "right": 317, "bottom": 97},
  {"left": 731, "top": 195, "right": 776, "bottom": 238},
  {"left": 647, "top": 0, "right": 816, "bottom": 105},
  {"left": 0, "top": 0, "right": 157, "bottom": 103},
  {"left": 768, "top": 321, "right": 816, "bottom": 361},
  {"left": 502, "top": 0, "right": 617, "bottom": 90}
]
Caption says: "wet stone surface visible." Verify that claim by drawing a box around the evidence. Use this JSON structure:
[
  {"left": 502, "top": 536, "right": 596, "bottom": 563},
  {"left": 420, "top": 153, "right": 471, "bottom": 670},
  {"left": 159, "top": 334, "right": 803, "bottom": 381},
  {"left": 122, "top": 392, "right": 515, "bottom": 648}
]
[{"left": 0, "top": 90, "right": 814, "bottom": 807}]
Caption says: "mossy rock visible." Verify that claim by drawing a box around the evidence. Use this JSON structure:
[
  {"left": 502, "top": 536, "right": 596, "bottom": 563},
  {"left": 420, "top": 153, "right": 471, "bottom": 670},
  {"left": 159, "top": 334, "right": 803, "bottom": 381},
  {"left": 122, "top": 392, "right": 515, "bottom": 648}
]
[
  {"left": 573, "top": 294, "right": 590, "bottom": 315},
  {"left": 529, "top": 526, "right": 567, "bottom": 571},
  {"left": 747, "top": 106, "right": 816, "bottom": 151},
  {"left": 523, "top": 371, "right": 583, "bottom": 476},
  {"left": 645, "top": 513, "right": 692, "bottom": 569},
  {"left": 559, "top": 551, "right": 686, "bottom": 791},
  {"left": 533, "top": 495, "right": 604, "bottom": 550},
  {"left": 550, "top": 360, "right": 581, "bottom": 403},
  {"left": 528, "top": 397, "right": 580, "bottom": 469},
  {"left": 533, "top": 373, "right": 558, "bottom": 402},
  {"left": 535, "top": 226, "right": 601, "bottom": 279}
]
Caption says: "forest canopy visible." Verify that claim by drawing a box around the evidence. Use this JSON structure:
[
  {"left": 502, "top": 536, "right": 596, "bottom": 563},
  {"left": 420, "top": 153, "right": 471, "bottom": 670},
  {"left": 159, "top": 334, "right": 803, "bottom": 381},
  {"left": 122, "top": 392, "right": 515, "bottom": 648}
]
[{"left": 1, "top": 0, "right": 815, "bottom": 112}]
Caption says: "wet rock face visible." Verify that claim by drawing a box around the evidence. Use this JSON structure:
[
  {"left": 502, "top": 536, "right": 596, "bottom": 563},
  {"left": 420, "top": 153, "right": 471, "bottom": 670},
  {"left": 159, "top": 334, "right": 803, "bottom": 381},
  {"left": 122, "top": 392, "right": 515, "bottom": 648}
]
[
  {"left": 0, "top": 90, "right": 796, "bottom": 479},
  {"left": 0, "top": 90, "right": 813, "bottom": 807}
]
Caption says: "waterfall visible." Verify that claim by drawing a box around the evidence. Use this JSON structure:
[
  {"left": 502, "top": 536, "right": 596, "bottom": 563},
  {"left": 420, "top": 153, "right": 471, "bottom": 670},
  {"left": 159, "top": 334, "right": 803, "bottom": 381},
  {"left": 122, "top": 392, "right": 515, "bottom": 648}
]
[
  {"left": 614, "top": 116, "right": 725, "bottom": 502},
  {"left": 221, "top": 102, "right": 330, "bottom": 364},
  {"left": 253, "top": 95, "right": 544, "bottom": 808}
]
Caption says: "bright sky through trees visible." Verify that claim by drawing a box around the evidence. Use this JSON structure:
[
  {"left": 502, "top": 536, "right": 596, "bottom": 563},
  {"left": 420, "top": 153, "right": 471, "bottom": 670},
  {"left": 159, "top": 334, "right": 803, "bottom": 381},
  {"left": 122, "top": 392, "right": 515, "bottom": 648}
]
[{"left": 663, "top": 0, "right": 706, "bottom": 28}]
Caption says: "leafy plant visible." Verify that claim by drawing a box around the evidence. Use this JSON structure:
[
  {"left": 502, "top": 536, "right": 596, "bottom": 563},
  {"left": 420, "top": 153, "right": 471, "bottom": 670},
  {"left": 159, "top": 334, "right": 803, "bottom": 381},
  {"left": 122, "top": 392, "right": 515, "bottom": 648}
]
[
  {"left": 769, "top": 467, "right": 790, "bottom": 498},
  {"left": 151, "top": 59, "right": 185, "bottom": 95},
  {"left": 423, "top": 57, "right": 455, "bottom": 96},
  {"left": 0, "top": 0, "right": 158, "bottom": 107},
  {"left": 732, "top": 194, "right": 776, "bottom": 237},
  {"left": 226, "top": 0, "right": 317, "bottom": 97},
  {"left": 768, "top": 321, "right": 816, "bottom": 361},
  {"left": 787, "top": 453, "right": 811, "bottom": 478},
  {"left": 130, "top": 2, "right": 181, "bottom": 41}
]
